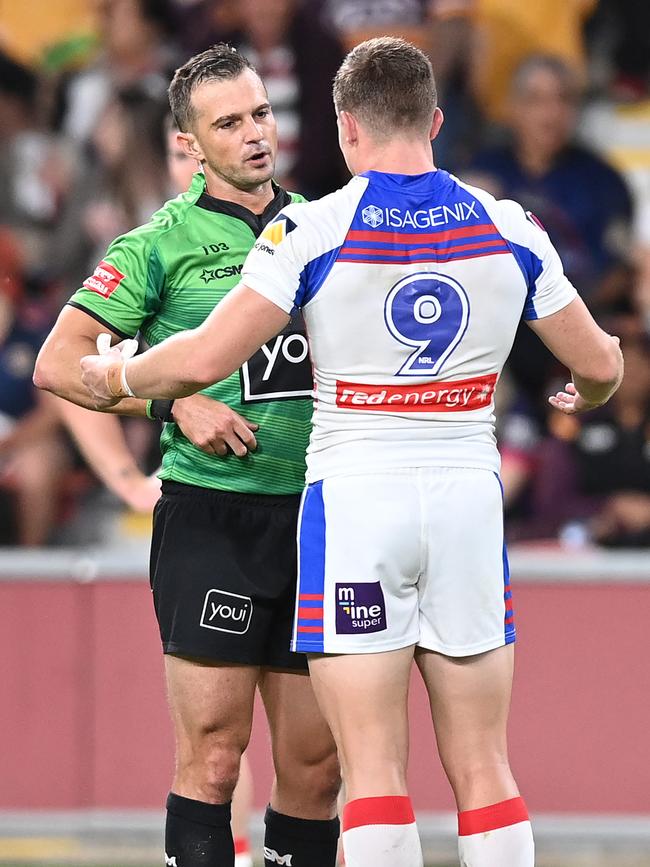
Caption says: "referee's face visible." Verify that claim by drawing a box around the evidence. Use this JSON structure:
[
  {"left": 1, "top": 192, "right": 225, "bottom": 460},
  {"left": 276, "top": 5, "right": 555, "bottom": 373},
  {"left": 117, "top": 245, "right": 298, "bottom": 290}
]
[{"left": 188, "top": 70, "right": 278, "bottom": 193}]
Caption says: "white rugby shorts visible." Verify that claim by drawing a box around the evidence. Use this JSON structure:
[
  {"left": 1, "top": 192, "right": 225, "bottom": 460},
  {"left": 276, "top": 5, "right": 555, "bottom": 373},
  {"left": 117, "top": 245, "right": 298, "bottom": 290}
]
[{"left": 292, "top": 467, "right": 515, "bottom": 656}]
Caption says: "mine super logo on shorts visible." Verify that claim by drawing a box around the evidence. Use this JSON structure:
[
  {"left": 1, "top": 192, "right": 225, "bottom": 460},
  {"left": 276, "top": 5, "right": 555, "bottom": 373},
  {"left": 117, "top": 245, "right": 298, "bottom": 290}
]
[
  {"left": 200, "top": 589, "right": 253, "bottom": 634},
  {"left": 335, "top": 582, "right": 387, "bottom": 634}
]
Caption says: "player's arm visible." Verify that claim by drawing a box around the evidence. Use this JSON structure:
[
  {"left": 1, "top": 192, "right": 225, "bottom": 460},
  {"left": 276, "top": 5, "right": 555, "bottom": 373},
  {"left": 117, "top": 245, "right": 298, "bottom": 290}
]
[
  {"left": 528, "top": 296, "right": 623, "bottom": 413},
  {"left": 79, "top": 285, "right": 290, "bottom": 405},
  {"left": 0, "top": 389, "right": 62, "bottom": 455},
  {"left": 33, "top": 305, "right": 147, "bottom": 413},
  {"left": 36, "top": 306, "right": 259, "bottom": 454},
  {"left": 51, "top": 394, "right": 161, "bottom": 511}
]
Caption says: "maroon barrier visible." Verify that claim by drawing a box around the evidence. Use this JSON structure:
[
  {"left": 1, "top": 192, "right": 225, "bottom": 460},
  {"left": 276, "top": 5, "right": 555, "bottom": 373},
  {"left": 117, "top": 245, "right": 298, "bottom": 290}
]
[{"left": 1, "top": 579, "right": 649, "bottom": 812}]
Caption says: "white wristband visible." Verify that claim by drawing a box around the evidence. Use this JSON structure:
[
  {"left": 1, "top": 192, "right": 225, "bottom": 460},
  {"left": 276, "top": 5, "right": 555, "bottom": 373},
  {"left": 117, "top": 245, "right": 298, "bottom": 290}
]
[{"left": 120, "top": 360, "right": 136, "bottom": 398}]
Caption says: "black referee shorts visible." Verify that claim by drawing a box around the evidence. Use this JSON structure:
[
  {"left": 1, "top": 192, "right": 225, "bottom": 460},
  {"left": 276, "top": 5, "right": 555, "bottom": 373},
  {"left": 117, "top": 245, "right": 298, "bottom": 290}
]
[{"left": 150, "top": 481, "right": 308, "bottom": 671}]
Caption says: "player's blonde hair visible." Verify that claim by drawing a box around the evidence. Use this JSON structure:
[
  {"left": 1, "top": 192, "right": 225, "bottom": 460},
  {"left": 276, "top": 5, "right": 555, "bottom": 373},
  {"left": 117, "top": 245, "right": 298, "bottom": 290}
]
[{"left": 333, "top": 37, "right": 437, "bottom": 140}]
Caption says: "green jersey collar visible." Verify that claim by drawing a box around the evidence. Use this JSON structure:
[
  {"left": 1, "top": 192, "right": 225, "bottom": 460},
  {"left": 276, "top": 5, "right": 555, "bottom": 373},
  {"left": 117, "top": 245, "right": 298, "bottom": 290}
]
[{"left": 193, "top": 173, "right": 292, "bottom": 238}]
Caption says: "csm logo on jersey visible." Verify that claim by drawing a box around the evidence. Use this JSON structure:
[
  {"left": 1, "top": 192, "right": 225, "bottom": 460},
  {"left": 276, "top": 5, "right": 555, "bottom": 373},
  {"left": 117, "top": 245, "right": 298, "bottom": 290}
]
[{"left": 362, "top": 200, "right": 480, "bottom": 229}]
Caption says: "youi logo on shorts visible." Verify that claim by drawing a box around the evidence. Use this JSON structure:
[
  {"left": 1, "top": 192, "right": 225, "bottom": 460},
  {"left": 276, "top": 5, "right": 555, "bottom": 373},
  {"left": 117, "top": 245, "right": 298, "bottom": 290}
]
[
  {"left": 335, "top": 582, "right": 387, "bottom": 634},
  {"left": 200, "top": 590, "right": 253, "bottom": 634}
]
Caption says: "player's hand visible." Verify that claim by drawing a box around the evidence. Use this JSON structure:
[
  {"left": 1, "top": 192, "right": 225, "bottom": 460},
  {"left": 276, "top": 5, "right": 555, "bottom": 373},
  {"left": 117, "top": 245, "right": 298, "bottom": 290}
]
[
  {"left": 114, "top": 472, "right": 162, "bottom": 512},
  {"left": 80, "top": 333, "right": 139, "bottom": 408},
  {"left": 80, "top": 353, "right": 122, "bottom": 407},
  {"left": 548, "top": 382, "right": 597, "bottom": 415},
  {"left": 172, "top": 394, "right": 258, "bottom": 457}
]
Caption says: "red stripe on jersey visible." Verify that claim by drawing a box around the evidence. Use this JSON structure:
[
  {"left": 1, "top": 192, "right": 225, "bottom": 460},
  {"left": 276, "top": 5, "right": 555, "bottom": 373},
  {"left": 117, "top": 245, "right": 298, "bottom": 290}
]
[
  {"left": 297, "top": 625, "right": 324, "bottom": 633},
  {"left": 298, "top": 607, "right": 323, "bottom": 619},
  {"left": 337, "top": 249, "right": 511, "bottom": 265},
  {"left": 345, "top": 223, "right": 498, "bottom": 244},
  {"left": 336, "top": 373, "right": 498, "bottom": 414},
  {"left": 343, "top": 796, "right": 415, "bottom": 831},
  {"left": 458, "top": 797, "right": 529, "bottom": 836},
  {"left": 340, "top": 239, "right": 508, "bottom": 257},
  {"left": 300, "top": 593, "right": 323, "bottom": 600}
]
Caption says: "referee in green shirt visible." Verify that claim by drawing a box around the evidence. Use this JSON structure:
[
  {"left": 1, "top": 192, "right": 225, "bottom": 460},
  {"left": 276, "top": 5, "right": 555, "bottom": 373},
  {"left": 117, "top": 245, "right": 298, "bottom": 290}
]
[{"left": 35, "top": 45, "right": 340, "bottom": 867}]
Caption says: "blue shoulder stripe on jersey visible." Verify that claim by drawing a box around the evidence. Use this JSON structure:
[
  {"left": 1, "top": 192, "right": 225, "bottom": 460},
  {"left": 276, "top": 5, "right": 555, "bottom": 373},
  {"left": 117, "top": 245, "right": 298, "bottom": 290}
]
[
  {"left": 294, "top": 244, "right": 344, "bottom": 308},
  {"left": 503, "top": 240, "right": 544, "bottom": 320}
]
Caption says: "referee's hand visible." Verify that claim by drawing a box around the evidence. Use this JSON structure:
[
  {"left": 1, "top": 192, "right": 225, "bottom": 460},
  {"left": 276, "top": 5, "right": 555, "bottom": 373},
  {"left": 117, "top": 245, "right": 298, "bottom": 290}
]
[{"left": 172, "top": 394, "right": 258, "bottom": 457}]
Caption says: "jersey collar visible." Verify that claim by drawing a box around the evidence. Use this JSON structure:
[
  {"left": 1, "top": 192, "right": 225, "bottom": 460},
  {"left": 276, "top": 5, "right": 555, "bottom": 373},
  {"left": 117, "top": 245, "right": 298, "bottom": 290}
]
[{"left": 195, "top": 176, "right": 292, "bottom": 237}]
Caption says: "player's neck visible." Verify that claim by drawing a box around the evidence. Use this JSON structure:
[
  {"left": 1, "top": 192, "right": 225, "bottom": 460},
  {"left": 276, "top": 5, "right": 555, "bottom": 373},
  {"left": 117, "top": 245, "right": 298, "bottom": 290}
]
[
  {"left": 355, "top": 139, "right": 436, "bottom": 176},
  {"left": 204, "top": 172, "right": 276, "bottom": 214}
]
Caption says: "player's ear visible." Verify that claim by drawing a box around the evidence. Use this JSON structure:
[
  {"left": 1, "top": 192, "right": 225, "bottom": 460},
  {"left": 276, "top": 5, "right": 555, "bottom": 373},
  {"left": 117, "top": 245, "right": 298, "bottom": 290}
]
[
  {"left": 430, "top": 107, "right": 444, "bottom": 142},
  {"left": 177, "top": 130, "right": 204, "bottom": 162},
  {"left": 339, "top": 110, "right": 358, "bottom": 146}
]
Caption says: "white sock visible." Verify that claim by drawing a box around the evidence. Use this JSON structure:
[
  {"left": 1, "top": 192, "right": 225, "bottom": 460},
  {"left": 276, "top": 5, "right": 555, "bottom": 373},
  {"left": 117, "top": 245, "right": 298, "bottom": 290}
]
[
  {"left": 458, "top": 796, "right": 534, "bottom": 866},
  {"left": 234, "top": 836, "right": 252, "bottom": 867},
  {"left": 342, "top": 796, "right": 423, "bottom": 867}
]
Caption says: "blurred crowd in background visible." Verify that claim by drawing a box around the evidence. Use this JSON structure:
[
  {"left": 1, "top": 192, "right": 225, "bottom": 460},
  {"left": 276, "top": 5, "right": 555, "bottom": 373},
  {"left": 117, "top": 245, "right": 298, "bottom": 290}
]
[{"left": 1, "top": 0, "right": 650, "bottom": 548}]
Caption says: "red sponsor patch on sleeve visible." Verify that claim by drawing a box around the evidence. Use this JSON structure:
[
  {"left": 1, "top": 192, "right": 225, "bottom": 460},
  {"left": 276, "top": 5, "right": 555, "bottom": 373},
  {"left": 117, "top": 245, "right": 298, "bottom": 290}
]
[
  {"left": 82, "top": 260, "right": 126, "bottom": 298},
  {"left": 525, "top": 211, "right": 546, "bottom": 232}
]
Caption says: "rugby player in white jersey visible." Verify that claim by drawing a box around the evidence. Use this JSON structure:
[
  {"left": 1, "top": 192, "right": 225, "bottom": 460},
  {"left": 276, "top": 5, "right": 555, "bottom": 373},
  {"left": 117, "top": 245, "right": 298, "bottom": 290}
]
[{"left": 79, "top": 37, "right": 624, "bottom": 867}]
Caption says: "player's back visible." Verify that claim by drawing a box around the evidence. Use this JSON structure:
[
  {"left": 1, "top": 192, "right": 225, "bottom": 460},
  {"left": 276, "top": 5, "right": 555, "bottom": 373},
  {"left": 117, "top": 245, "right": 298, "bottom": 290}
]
[{"left": 243, "top": 169, "right": 576, "bottom": 482}]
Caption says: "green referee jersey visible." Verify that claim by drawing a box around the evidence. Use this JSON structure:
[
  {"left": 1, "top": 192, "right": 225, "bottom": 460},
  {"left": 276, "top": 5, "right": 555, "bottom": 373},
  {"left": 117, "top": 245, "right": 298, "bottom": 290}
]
[{"left": 68, "top": 173, "right": 312, "bottom": 495}]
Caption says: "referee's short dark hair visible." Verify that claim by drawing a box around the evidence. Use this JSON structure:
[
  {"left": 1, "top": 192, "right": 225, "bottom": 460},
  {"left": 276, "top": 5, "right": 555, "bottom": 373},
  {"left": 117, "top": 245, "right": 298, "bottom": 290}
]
[
  {"left": 333, "top": 37, "right": 437, "bottom": 140},
  {"left": 168, "top": 44, "right": 257, "bottom": 132}
]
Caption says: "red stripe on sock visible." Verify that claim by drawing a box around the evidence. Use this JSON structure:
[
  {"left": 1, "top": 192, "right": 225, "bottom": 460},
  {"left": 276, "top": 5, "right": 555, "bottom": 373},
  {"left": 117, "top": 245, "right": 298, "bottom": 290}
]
[
  {"left": 458, "top": 796, "right": 529, "bottom": 836},
  {"left": 234, "top": 836, "right": 250, "bottom": 855},
  {"left": 343, "top": 796, "right": 415, "bottom": 831}
]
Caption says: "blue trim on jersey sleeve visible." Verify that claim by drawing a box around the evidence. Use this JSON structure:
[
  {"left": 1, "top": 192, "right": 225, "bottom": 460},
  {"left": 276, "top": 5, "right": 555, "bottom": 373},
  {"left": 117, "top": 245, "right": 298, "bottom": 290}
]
[
  {"left": 504, "top": 240, "right": 544, "bottom": 320},
  {"left": 295, "top": 246, "right": 343, "bottom": 308}
]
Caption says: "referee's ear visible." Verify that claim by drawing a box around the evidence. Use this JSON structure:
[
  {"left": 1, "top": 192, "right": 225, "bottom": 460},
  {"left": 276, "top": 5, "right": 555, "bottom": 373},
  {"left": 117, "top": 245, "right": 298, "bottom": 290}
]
[{"left": 178, "top": 130, "right": 204, "bottom": 163}]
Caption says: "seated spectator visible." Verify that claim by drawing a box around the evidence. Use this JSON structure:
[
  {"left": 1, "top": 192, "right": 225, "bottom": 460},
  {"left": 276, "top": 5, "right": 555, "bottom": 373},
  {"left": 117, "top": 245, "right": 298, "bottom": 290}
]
[
  {"left": 0, "top": 51, "right": 75, "bottom": 273},
  {"left": 588, "top": 0, "right": 650, "bottom": 101},
  {"left": 48, "top": 81, "right": 170, "bottom": 298},
  {"left": 208, "top": 0, "right": 348, "bottom": 197},
  {"left": 469, "top": 0, "right": 596, "bottom": 124},
  {"left": 521, "top": 321, "right": 650, "bottom": 546},
  {"left": 466, "top": 55, "right": 634, "bottom": 402},
  {"left": 59, "top": 0, "right": 178, "bottom": 145},
  {"left": 0, "top": 230, "right": 70, "bottom": 545},
  {"left": 320, "top": 0, "right": 431, "bottom": 49}
]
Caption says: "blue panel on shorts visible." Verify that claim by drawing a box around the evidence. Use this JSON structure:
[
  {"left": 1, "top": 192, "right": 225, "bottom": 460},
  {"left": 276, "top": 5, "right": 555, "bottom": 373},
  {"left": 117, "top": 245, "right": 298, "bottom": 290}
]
[
  {"left": 295, "top": 481, "right": 326, "bottom": 652},
  {"left": 495, "top": 473, "right": 516, "bottom": 645}
]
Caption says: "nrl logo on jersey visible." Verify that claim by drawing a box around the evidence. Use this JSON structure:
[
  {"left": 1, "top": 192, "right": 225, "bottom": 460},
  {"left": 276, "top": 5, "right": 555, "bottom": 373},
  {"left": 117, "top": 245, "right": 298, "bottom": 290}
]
[
  {"left": 260, "top": 214, "right": 298, "bottom": 246},
  {"left": 362, "top": 200, "right": 480, "bottom": 229}
]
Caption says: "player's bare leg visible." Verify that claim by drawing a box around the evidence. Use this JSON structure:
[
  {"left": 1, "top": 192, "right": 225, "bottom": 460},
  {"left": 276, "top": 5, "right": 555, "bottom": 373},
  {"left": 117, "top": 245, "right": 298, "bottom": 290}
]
[
  {"left": 164, "top": 656, "right": 259, "bottom": 866},
  {"left": 231, "top": 753, "right": 253, "bottom": 867},
  {"left": 416, "top": 644, "right": 534, "bottom": 866},
  {"left": 308, "top": 648, "right": 423, "bottom": 867},
  {"left": 258, "top": 668, "right": 341, "bottom": 866}
]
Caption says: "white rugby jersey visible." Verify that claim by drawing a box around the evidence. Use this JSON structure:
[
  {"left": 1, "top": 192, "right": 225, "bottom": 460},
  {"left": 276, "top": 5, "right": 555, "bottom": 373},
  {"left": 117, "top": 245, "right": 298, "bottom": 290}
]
[{"left": 242, "top": 170, "right": 576, "bottom": 482}]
